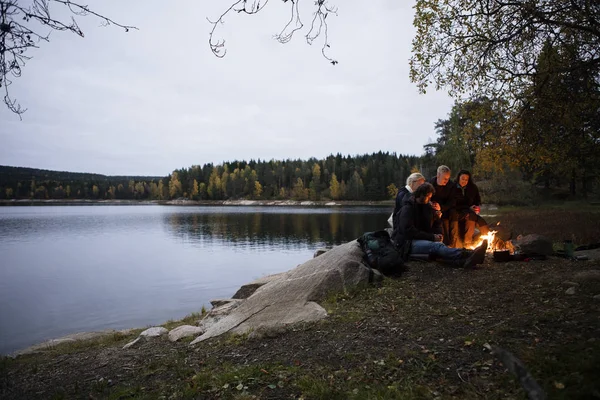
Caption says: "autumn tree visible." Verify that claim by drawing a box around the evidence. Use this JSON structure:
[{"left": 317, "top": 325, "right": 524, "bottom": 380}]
[
  {"left": 386, "top": 183, "right": 398, "bottom": 199},
  {"left": 309, "top": 163, "right": 322, "bottom": 201},
  {"left": 292, "top": 177, "right": 308, "bottom": 200},
  {"left": 157, "top": 180, "right": 165, "bottom": 200},
  {"left": 253, "top": 180, "right": 263, "bottom": 199},
  {"left": 169, "top": 171, "right": 182, "bottom": 199},
  {"left": 0, "top": 0, "right": 135, "bottom": 116},
  {"left": 191, "top": 179, "right": 199, "bottom": 200},
  {"left": 329, "top": 173, "right": 340, "bottom": 200},
  {"left": 411, "top": 0, "right": 600, "bottom": 107}
]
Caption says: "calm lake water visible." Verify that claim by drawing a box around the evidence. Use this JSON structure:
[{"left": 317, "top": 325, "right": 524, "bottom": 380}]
[{"left": 0, "top": 205, "right": 389, "bottom": 355}]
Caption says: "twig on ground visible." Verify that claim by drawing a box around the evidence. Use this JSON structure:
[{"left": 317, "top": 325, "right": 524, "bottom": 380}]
[{"left": 484, "top": 344, "right": 547, "bottom": 400}]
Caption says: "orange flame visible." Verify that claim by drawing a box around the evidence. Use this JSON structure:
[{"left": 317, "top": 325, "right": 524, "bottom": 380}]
[{"left": 468, "top": 230, "right": 497, "bottom": 253}]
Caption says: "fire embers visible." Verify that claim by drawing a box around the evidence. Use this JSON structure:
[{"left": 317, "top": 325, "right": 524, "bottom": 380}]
[{"left": 467, "top": 222, "right": 514, "bottom": 254}]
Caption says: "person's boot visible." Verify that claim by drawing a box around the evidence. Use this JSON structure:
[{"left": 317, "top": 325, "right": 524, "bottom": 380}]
[{"left": 463, "top": 240, "right": 488, "bottom": 268}]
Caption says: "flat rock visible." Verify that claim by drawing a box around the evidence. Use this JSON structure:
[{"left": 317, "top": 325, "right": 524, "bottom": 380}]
[
  {"left": 122, "top": 337, "right": 144, "bottom": 349},
  {"left": 198, "top": 299, "right": 243, "bottom": 332},
  {"left": 191, "top": 240, "right": 380, "bottom": 345},
  {"left": 573, "top": 270, "right": 600, "bottom": 282},
  {"left": 565, "top": 287, "right": 576, "bottom": 295},
  {"left": 168, "top": 325, "right": 204, "bottom": 342},
  {"left": 512, "top": 234, "right": 553, "bottom": 256},
  {"left": 139, "top": 327, "right": 168, "bottom": 337},
  {"left": 232, "top": 273, "right": 286, "bottom": 299}
]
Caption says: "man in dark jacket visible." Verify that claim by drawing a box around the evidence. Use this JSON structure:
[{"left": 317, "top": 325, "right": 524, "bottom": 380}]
[
  {"left": 393, "top": 182, "right": 487, "bottom": 268},
  {"left": 429, "top": 165, "right": 460, "bottom": 247}
]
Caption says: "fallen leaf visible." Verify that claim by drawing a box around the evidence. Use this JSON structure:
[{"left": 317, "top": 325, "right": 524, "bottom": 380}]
[{"left": 554, "top": 382, "right": 565, "bottom": 389}]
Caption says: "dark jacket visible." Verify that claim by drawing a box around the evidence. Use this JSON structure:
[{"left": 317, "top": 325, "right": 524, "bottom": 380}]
[
  {"left": 394, "top": 186, "right": 410, "bottom": 213},
  {"left": 429, "top": 177, "right": 455, "bottom": 213},
  {"left": 453, "top": 182, "right": 482, "bottom": 212},
  {"left": 392, "top": 186, "right": 411, "bottom": 228},
  {"left": 393, "top": 196, "right": 442, "bottom": 256}
]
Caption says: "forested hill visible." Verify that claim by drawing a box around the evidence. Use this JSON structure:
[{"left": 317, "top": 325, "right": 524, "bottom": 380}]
[
  {"left": 0, "top": 152, "right": 437, "bottom": 202},
  {"left": 0, "top": 165, "right": 162, "bottom": 184},
  {"left": 0, "top": 165, "right": 165, "bottom": 200}
]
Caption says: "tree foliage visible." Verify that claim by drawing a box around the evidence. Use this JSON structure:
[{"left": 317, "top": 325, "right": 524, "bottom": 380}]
[
  {"left": 0, "top": 0, "right": 135, "bottom": 116},
  {"left": 411, "top": 0, "right": 600, "bottom": 105},
  {"left": 0, "top": 151, "right": 435, "bottom": 202}
]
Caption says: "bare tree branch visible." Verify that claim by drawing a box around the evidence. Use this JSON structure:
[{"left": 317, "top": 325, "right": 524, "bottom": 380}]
[
  {"left": 0, "top": 0, "right": 136, "bottom": 118},
  {"left": 209, "top": 0, "right": 338, "bottom": 65}
]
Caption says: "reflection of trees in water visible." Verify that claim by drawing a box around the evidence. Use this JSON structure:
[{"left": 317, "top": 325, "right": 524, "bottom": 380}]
[{"left": 164, "top": 210, "right": 389, "bottom": 246}]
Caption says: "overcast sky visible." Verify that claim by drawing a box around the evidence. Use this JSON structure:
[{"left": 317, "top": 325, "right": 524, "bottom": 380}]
[{"left": 0, "top": 0, "right": 454, "bottom": 176}]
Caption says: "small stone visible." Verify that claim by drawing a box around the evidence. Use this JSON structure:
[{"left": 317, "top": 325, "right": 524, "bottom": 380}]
[
  {"left": 139, "top": 327, "right": 168, "bottom": 337},
  {"left": 565, "top": 287, "right": 576, "bottom": 295},
  {"left": 122, "top": 337, "right": 143, "bottom": 349},
  {"left": 563, "top": 281, "right": 579, "bottom": 287},
  {"left": 168, "top": 325, "right": 204, "bottom": 342},
  {"left": 313, "top": 249, "right": 328, "bottom": 258},
  {"left": 593, "top": 294, "right": 600, "bottom": 301}
]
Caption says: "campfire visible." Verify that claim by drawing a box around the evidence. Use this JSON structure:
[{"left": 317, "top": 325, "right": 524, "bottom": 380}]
[{"left": 466, "top": 222, "right": 515, "bottom": 254}]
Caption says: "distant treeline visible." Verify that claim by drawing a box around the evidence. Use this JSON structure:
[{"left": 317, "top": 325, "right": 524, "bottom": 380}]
[{"left": 0, "top": 152, "right": 438, "bottom": 202}]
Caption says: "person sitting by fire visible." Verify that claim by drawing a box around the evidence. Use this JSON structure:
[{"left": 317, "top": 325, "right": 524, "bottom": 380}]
[
  {"left": 392, "top": 182, "right": 487, "bottom": 268},
  {"left": 453, "top": 170, "right": 490, "bottom": 247},
  {"left": 429, "top": 165, "right": 459, "bottom": 247},
  {"left": 390, "top": 172, "right": 426, "bottom": 229}
]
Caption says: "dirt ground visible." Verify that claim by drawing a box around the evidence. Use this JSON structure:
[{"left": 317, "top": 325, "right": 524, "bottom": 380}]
[{"left": 1, "top": 208, "right": 600, "bottom": 400}]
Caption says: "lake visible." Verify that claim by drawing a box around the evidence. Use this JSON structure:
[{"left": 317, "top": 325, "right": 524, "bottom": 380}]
[{"left": 0, "top": 205, "right": 390, "bottom": 355}]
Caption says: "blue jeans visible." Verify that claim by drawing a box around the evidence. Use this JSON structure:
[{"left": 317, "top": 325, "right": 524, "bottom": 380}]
[{"left": 411, "top": 240, "right": 462, "bottom": 261}]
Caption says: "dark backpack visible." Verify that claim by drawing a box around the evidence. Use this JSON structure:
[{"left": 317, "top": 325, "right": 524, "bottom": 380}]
[{"left": 357, "top": 230, "right": 405, "bottom": 275}]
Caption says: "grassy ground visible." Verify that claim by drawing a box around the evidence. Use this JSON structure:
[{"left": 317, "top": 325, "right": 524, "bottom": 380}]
[{"left": 1, "top": 207, "right": 599, "bottom": 400}]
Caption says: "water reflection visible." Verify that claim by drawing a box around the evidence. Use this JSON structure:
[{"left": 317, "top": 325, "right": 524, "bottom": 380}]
[
  {"left": 0, "top": 205, "right": 391, "bottom": 355},
  {"left": 163, "top": 207, "right": 390, "bottom": 247}
]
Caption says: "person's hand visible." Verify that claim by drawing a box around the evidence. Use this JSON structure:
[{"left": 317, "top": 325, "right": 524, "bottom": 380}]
[
  {"left": 434, "top": 210, "right": 442, "bottom": 219},
  {"left": 430, "top": 201, "right": 441, "bottom": 211},
  {"left": 434, "top": 234, "right": 443, "bottom": 242},
  {"left": 471, "top": 205, "right": 481, "bottom": 214}
]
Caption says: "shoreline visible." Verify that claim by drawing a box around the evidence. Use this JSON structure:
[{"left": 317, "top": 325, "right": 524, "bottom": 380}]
[{"left": 0, "top": 199, "right": 394, "bottom": 207}]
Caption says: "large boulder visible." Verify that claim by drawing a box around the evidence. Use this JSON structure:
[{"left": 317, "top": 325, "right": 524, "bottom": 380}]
[
  {"left": 512, "top": 234, "right": 553, "bottom": 256},
  {"left": 191, "top": 240, "right": 381, "bottom": 344}
]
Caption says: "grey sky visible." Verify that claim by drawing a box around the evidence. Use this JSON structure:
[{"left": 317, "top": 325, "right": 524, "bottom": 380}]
[{"left": 0, "top": 0, "right": 453, "bottom": 176}]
